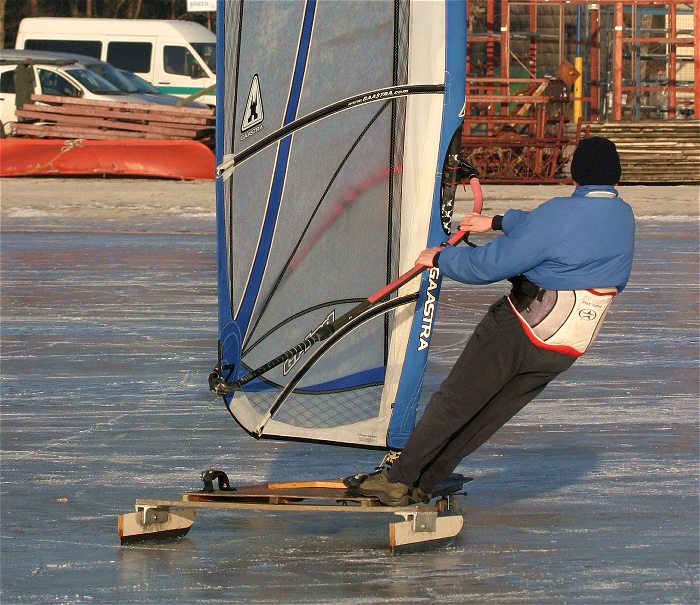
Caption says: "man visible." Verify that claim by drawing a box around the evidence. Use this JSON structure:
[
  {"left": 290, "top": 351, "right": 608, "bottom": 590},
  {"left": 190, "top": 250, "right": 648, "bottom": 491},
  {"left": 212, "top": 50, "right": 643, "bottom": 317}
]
[
  {"left": 13, "top": 60, "right": 35, "bottom": 119},
  {"left": 358, "top": 136, "right": 636, "bottom": 506}
]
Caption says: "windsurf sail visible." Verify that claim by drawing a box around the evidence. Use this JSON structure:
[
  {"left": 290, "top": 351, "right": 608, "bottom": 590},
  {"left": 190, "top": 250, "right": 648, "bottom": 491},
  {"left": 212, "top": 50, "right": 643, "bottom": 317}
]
[{"left": 213, "top": 0, "right": 472, "bottom": 450}]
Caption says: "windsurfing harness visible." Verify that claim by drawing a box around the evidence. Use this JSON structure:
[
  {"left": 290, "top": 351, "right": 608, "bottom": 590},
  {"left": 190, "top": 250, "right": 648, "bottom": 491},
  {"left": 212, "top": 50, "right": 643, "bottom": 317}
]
[{"left": 507, "top": 275, "right": 616, "bottom": 357}]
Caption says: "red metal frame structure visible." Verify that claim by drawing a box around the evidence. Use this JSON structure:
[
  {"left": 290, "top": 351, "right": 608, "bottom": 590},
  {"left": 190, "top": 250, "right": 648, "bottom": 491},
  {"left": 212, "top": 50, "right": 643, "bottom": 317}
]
[
  {"left": 605, "top": 0, "right": 697, "bottom": 120},
  {"left": 463, "top": 0, "right": 580, "bottom": 182},
  {"left": 461, "top": 78, "right": 575, "bottom": 182},
  {"left": 462, "top": 0, "right": 698, "bottom": 183}
]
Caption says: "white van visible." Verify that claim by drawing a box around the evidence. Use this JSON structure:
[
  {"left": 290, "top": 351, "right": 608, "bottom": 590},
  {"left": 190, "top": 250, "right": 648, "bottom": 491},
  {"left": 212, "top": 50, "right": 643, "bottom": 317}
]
[{"left": 15, "top": 18, "right": 216, "bottom": 107}]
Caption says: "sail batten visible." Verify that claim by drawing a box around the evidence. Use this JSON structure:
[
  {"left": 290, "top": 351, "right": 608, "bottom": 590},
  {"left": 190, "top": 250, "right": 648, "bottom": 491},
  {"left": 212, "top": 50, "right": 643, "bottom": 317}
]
[{"left": 215, "top": 0, "right": 467, "bottom": 449}]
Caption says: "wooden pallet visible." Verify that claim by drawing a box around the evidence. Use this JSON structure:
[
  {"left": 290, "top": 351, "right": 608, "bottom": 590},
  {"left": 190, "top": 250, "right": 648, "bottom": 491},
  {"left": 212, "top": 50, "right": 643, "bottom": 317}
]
[
  {"left": 584, "top": 121, "right": 700, "bottom": 184},
  {"left": 117, "top": 474, "right": 471, "bottom": 553},
  {"left": 13, "top": 94, "right": 215, "bottom": 146}
]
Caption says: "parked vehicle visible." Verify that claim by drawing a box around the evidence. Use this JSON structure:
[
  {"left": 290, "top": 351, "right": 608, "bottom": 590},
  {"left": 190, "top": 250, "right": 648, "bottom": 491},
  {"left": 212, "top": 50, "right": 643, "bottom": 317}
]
[
  {"left": 115, "top": 68, "right": 205, "bottom": 107},
  {"left": 0, "top": 49, "right": 205, "bottom": 132},
  {"left": 15, "top": 18, "right": 216, "bottom": 107},
  {"left": 39, "top": 51, "right": 209, "bottom": 107},
  {"left": 1, "top": 50, "right": 129, "bottom": 129}
]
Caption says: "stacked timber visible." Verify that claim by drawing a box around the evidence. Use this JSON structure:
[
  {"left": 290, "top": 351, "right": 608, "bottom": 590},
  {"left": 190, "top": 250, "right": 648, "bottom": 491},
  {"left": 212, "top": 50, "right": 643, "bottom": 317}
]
[
  {"left": 14, "top": 94, "right": 215, "bottom": 147},
  {"left": 584, "top": 121, "right": 700, "bottom": 184}
]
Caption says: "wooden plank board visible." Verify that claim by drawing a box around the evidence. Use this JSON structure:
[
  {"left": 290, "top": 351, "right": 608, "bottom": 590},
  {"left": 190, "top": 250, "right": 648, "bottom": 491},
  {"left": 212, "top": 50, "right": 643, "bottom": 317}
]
[
  {"left": 18, "top": 102, "right": 214, "bottom": 126},
  {"left": 267, "top": 480, "right": 348, "bottom": 489},
  {"left": 182, "top": 484, "right": 380, "bottom": 505},
  {"left": 15, "top": 109, "right": 204, "bottom": 137},
  {"left": 583, "top": 121, "right": 700, "bottom": 183},
  {"left": 135, "top": 497, "right": 420, "bottom": 514},
  {"left": 14, "top": 123, "right": 185, "bottom": 140},
  {"left": 181, "top": 474, "right": 470, "bottom": 505},
  {"left": 32, "top": 94, "right": 215, "bottom": 116}
]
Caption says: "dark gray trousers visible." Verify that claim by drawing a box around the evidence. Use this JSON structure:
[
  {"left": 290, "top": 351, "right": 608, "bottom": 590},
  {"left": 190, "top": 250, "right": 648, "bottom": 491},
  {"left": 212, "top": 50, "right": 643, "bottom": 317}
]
[{"left": 388, "top": 296, "right": 576, "bottom": 492}]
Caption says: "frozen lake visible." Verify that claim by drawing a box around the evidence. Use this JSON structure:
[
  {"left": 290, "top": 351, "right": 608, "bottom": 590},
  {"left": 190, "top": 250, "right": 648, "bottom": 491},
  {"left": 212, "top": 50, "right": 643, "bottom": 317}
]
[{"left": 1, "top": 194, "right": 698, "bottom": 604}]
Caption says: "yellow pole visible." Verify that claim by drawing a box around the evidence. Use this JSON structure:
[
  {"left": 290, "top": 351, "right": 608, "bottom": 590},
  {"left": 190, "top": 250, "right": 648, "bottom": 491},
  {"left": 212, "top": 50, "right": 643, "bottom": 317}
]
[
  {"left": 573, "top": 56, "right": 583, "bottom": 123},
  {"left": 573, "top": 4, "right": 584, "bottom": 124}
]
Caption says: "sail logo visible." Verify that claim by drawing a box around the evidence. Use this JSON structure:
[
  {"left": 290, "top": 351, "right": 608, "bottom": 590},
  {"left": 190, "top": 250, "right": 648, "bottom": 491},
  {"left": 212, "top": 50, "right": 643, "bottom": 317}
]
[
  {"left": 241, "top": 74, "right": 264, "bottom": 138},
  {"left": 348, "top": 87, "right": 409, "bottom": 107},
  {"left": 283, "top": 311, "right": 335, "bottom": 375},
  {"left": 418, "top": 268, "right": 440, "bottom": 351}
]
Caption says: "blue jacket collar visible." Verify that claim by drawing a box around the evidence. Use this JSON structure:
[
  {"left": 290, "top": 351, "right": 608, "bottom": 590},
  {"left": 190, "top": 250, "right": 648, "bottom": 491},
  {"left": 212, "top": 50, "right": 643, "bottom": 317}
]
[{"left": 573, "top": 184, "right": 619, "bottom": 198}]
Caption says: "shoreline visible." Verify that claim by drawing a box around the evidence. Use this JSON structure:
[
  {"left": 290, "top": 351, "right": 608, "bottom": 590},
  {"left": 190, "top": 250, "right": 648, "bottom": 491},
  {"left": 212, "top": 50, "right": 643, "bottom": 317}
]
[{"left": 1, "top": 179, "right": 697, "bottom": 226}]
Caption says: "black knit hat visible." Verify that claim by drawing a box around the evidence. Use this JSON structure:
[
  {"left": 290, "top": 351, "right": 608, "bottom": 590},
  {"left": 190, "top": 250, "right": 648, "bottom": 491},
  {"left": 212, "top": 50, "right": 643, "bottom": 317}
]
[{"left": 571, "top": 137, "right": 622, "bottom": 185}]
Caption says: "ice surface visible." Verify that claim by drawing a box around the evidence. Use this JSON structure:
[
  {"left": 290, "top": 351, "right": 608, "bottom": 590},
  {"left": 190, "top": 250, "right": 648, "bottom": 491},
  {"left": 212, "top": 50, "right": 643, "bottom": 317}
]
[{"left": 1, "top": 213, "right": 697, "bottom": 604}]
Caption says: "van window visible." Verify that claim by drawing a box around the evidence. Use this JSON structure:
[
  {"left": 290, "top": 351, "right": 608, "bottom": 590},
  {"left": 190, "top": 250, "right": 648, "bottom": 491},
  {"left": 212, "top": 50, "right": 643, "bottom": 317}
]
[
  {"left": 107, "top": 42, "right": 152, "bottom": 74},
  {"left": 37, "top": 69, "right": 80, "bottom": 97},
  {"left": 163, "top": 45, "right": 203, "bottom": 77},
  {"left": 191, "top": 43, "right": 216, "bottom": 74},
  {"left": 25, "top": 39, "right": 102, "bottom": 58},
  {"left": 0, "top": 71, "right": 15, "bottom": 94}
]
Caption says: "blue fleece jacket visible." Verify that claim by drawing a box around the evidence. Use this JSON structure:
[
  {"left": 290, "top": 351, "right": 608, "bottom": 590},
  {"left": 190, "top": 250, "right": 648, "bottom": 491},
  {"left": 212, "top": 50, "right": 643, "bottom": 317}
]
[{"left": 437, "top": 185, "right": 636, "bottom": 292}]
